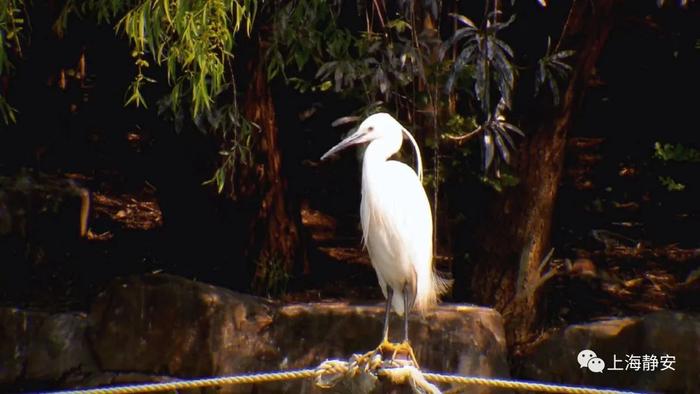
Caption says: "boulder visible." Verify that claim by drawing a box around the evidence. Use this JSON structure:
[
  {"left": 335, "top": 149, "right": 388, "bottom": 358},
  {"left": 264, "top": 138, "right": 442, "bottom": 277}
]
[
  {"left": 0, "top": 308, "right": 46, "bottom": 383},
  {"left": 521, "top": 311, "right": 700, "bottom": 393},
  {"left": 270, "top": 303, "right": 509, "bottom": 393},
  {"left": 88, "top": 274, "right": 508, "bottom": 393},
  {"left": 88, "top": 274, "right": 277, "bottom": 382},
  {"left": 25, "top": 312, "right": 97, "bottom": 381},
  {"left": 0, "top": 308, "right": 96, "bottom": 386},
  {"left": 4, "top": 274, "right": 510, "bottom": 393}
]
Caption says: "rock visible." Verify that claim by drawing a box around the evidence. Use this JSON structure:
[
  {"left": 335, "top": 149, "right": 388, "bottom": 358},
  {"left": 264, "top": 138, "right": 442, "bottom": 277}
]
[
  {"left": 270, "top": 303, "right": 509, "bottom": 393},
  {"left": 521, "top": 311, "right": 700, "bottom": 393},
  {"left": 88, "top": 275, "right": 509, "bottom": 393},
  {"left": 26, "top": 312, "right": 97, "bottom": 381},
  {"left": 0, "top": 308, "right": 96, "bottom": 385},
  {"left": 0, "top": 308, "right": 46, "bottom": 383},
  {"left": 5, "top": 274, "right": 510, "bottom": 393},
  {"left": 88, "top": 274, "right": 277, "bottom": 385}
]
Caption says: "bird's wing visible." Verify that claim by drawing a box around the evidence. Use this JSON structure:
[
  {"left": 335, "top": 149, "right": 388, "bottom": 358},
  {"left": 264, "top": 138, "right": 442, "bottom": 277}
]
[
  {"left": 362, "top": 160, "right": 443, "bottom": 313},
  {"left": 363, "top": 160, "right": 433, "bottom": 278}
]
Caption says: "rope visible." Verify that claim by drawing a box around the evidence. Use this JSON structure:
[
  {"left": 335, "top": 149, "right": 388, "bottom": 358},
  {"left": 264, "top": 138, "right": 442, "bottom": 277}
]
[
  {"left": 42, "top": 358, "right": 647, "bottom": 394},
  {"left": 47, "top": 369, "right": 317, "bottom": 394},
  {"left": 423, "top": 373, "right": 644, "bottom": 394}
]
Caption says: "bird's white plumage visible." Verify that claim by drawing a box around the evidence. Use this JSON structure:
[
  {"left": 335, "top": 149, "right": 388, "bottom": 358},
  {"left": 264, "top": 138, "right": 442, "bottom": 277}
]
[
  {"left": 322, "top": 112, "right": 448, "bottom": 318},
  {"left": 362, "top": 159, "right": 433, "bottom": 315}
]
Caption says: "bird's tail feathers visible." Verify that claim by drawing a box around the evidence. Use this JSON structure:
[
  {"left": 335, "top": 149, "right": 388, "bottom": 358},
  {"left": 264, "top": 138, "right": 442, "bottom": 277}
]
[{"left": 414, "top": 267, "right": 452, "bottom": 314}]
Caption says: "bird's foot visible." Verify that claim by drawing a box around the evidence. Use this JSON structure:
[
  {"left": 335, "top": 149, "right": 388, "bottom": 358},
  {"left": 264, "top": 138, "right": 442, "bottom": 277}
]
[
  {"left": 371, "top": 339, "right": 419, "bottom": 368},
  {"left": 392, "top": 340, "right": 419, "bottom": 368},
  {"left": 352, "top": 339, "right": 421, "bottom": 370},
  {"left": 350, "top": 341, "right": 389, "bottom": 371}
]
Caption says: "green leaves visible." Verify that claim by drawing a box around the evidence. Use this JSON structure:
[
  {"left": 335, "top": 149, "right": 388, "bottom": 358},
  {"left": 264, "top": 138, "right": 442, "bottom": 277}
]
[
  {"left": 0, "top": 0, "right": 26, "bottom": 123},
  {"left": 267, "top": 0, "right": 344, "bottom": 80},
  {"left": 0, "top": 0, "right": 24, "bottom": 70},
  {"left": 116, "top": 0, "right": 256, "bottom": 116},
  {"left": 653, "top": 142, "right": 698, "bottom": 193},
  {"left": 443, "top": 13, "right": 516, "bottom": 115},
  {"left": 0, "top": 95, "right": 17, "bottom": 124},
  {"left": 535, "top": 37, "right": 575, "bottom": 105},
  {"left": 273, "top": 4, "right": 527, "bottom": 175},
  {"left": 654, "top": 142, "right": 700, "bottom": 162},
  {"left": 51, "top": 1, "right": 259, "bottom": 194},
  {"left": 658, "top": 176, "right": 686, "bottom": 192},
  {"left": 201, "top": 107, "right": 257, "bottom": 196},
  {"left": 53, "top": 0, "right": 138, "bottom": 37},
  {"left": 480, "top": 104, "right": 525, "bottom": 170},
  {"left": 52, "top": 0, "right": 256, "bottom": 119},
  {"left": 442, "top": 12, "right": 521, "bottom": 172},
  {"left": 268, "top": 0, "right": 435, "bottom": 119}
]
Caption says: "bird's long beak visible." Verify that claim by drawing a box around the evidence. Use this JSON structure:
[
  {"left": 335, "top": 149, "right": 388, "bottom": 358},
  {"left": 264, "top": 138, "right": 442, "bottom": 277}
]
[{"left": 320, "top": 129, "right": 369, "bottom": 160}]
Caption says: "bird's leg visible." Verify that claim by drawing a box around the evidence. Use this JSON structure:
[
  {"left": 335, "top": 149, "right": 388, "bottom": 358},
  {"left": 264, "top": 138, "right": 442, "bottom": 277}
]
[
  {"left": 352, "top": 288, "right": 399, "bottom": 371},
  {"left": 389, "top": 284, "right": 419, "bottom": 367},
  {"left": 403, "top": 286, "right": 410, "bottom": 343},
  {"left": 381, "top": 287, "right": 393, "bottom": 346}
]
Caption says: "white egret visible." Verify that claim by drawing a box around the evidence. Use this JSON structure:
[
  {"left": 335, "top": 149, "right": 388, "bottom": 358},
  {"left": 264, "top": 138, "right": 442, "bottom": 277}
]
[{"left": 321, "top": 113, "right": 449, "bottom": 354}]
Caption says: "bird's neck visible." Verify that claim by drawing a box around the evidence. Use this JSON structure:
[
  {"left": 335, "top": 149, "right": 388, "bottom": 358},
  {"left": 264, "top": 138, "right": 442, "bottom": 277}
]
[{"left": 363, "top": 138, "right": 400, "bottom": 167}]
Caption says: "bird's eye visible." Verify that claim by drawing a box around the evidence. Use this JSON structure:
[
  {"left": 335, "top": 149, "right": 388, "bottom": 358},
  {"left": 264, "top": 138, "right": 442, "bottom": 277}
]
[{"left": 367, "top": 126, "right": 374, "bottom": 132}]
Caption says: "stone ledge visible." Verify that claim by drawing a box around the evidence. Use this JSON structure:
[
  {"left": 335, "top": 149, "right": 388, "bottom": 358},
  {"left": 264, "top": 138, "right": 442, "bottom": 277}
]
[{"left": 1, "top": 274, "right": 510, "bottom": 393}]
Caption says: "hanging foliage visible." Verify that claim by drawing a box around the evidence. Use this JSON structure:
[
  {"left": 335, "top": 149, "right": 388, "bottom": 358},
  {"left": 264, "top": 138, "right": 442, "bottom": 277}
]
[
  {"left": 1, "top": 1, "right": 583, "bottom": 186},
  {"left": 55, "top": 0, "right": 257, "bottom": 116},
  {"left": 0, "top": 0, "right": 25, "bottom": 123},
  {"left": 53, "top": 0, "right": 259, "bottom": 195}
]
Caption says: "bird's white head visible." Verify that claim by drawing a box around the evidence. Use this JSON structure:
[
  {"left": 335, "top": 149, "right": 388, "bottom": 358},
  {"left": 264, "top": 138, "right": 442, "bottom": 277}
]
[{"left": 321, "top": 113, "right": 424, "bottom": 180}]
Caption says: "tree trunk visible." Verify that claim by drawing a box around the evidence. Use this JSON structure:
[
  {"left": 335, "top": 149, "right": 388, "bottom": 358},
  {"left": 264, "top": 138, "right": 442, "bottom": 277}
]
[
  {"left": 466, "top": 0, "right": 620, "bottom": 349},
  {"left": 240, "top": 39, "right": 306, "bottom": 295}
]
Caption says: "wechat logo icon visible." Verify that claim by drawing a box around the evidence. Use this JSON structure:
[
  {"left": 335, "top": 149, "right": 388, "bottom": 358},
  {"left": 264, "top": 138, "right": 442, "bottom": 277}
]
[{"left": 578, "top": 349, "right": 605, "bottom": 373}]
